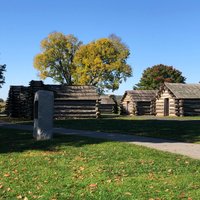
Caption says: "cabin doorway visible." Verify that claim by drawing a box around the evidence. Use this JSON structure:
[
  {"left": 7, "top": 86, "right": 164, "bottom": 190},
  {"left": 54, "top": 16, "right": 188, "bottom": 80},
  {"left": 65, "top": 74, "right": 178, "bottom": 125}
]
[
  {"left": 164, "top": 98, "right": 169, "bottom": 116},
  {"left": 126, "top": 101, "right": 130, "bottom": 114}
]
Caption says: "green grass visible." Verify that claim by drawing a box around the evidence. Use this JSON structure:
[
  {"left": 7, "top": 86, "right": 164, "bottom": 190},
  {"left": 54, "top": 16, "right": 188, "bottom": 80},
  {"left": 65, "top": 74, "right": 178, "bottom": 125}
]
[
  {"left": 0, "top": 128, "right": 200, "bottom": 199},
  {"left": 1, "top": 115, "right": 200, "bottom": 143},
  {"left": 0, "top": 115, "right": 200, "bottom": 144},
  {"left": 55, "top": 116, "right": 200, "bottom": 143},
  {"left": 0, "top": 116, "right": 32, "bottom": 123}
]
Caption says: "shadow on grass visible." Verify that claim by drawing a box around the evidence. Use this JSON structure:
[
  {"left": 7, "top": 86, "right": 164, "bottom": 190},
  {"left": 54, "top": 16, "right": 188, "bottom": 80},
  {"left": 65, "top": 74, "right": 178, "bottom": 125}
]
[
  {"left": 1, "top": 117, "right": 200, "bottom": 155},
  {"left": 55, "top": 118, "right": 200, "bottom": 143},
  {"left": 0, "top": 128, "right": 105, "bottom": 154}
]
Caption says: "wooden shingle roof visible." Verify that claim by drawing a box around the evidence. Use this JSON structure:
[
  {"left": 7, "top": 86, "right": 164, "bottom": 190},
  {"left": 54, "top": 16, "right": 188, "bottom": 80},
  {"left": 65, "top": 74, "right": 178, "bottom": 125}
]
[
  {"left": 121, "top": 90, "right": 157, "bottom": 102},
  {"left": 164, "top": 83, "right": 200, "bottom": 99},
  {"left": 46, "top": 85, "right": 100, "bottom": 100},
  {"left": 100, "top": 95, "right": 116, "bottom": 105}
]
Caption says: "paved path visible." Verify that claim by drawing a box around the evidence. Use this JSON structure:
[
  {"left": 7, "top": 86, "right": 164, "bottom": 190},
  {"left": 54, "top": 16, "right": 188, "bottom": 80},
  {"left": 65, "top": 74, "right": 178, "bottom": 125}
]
[{"left": 0, "top": 121, "right": 200, "bottom": 160}]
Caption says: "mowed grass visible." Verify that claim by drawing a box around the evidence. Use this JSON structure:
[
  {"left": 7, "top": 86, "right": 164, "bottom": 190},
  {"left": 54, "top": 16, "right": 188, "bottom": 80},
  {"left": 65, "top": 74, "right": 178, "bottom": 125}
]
[
  {"left": 0, "top": 128, "right": 200, "bottom": 199},
  {"left": 1, "top": 115, "right": 200, "bottom": 143},
  {"left": 55, "top": 116, "right": 200, "bottom": 143}
]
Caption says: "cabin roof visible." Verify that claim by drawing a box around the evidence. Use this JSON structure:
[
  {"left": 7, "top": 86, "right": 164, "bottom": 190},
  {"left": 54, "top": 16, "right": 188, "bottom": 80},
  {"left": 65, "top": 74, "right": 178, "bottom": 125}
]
[
  {"left": 45, "top": 84, "right": 100, "bottom": 100},
  {"left": 164, "top": 83, "right": 200, "bottom": 99},
  {"left": 114, "top": 95, "right": 123, "bottom": 104},
  {"left": 121, "top": 90, "right": 157, "bottom": 102},
  {"left": 100, "top": 95, "right": 116, "bottom": 104}
]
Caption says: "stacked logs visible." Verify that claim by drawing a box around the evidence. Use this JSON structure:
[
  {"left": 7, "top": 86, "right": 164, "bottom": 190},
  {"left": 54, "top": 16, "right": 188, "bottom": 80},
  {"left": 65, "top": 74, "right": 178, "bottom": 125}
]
[
  {"left": 179, "top": 99, "right": 200, "bottom": 116},
  {"left": 99, "top": 95, "right": 117, "bottom": 114},
  {"left": 5, "top": 86, "right": 30, "bottom": 118},
  {"left": 6, "top": 81, "right": 100, "bottom": 119},
  {"left": 54, "top": 85, "right": 100, "bottom": 119}
]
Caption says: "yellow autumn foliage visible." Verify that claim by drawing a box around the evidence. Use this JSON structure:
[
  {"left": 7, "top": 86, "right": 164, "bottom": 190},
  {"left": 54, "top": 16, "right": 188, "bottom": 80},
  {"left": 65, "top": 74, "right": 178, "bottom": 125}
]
[
  {"left": 73, "top": 37, "right": 132, "bottom": 92},
  {"left": 33, "top": 32, "right": 132, "bottom": 92},
  {"left": 33, "top": 32, "right": 82, "bottom": 84}
]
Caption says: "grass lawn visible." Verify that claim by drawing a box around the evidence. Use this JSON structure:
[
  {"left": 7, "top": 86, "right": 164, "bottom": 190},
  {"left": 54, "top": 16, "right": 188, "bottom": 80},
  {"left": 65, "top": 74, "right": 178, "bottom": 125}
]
[
  {"left": 1, "top": 115, "right": 200, "bottom": 143},
  {"left": 0, "top": 128, "right": 200, "bottom": 199},
  {"left": 55, "top": 116, "right": 200, "bottom": 144}
]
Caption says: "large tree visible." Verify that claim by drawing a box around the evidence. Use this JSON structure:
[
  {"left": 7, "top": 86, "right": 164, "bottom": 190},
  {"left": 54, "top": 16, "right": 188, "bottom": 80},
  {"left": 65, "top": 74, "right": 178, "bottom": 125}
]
[
  {"left": 73, "top": 36, "right": 132, "bottom": 93},
  {"left": 34, "top": 32, "right": 82, "bottom": 85},
  {"left": 0, "top": 64, "right": 6, "bottom": 88},
  {"left": 135, "top": 64, "right": 186, "bottom": 90}
]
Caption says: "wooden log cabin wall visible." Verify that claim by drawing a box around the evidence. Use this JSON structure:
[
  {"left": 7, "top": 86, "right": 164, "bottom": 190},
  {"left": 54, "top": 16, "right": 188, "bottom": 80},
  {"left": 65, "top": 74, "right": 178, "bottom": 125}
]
[
  {"left": 53, "top": 85, "right": 100, "bottom": 119},
  {"left": 6, "top": 86, "right": 30, "bottom": 118},
  {"left": 156, "top": 82, "right": 200, "bottom": 116},
  {"left": 6, "top": 80, "right": 100, "bottom": 119},
  {"left": 99, "top": 95, "right": 117, "bottom": 114},
  {"left": 120, "top": 90, "right": 157, "bottom": 115},
  {"left": 156, "top": 88, "right": 176, "bottom": 116},
  {"left": 180, "top": 99, "right": 200, "bottom": 116}
]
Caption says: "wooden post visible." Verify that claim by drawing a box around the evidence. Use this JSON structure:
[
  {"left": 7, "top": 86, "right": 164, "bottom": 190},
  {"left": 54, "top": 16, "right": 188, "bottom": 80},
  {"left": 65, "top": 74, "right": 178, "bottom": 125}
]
[
  {"left": 175, "top": 99, "right": 180, "bottom": 116},
  {"left": 96, "top": 99, "right": 100, "bottom": 118},
  {"left": 150, "top": 99, "right": 156, "bottom": 115},
  {"left": 135, "top": 102, "right": 138, "bottom": 116},
  {"left": 179, "top": 99, "right": 184, "bottom": 117}
]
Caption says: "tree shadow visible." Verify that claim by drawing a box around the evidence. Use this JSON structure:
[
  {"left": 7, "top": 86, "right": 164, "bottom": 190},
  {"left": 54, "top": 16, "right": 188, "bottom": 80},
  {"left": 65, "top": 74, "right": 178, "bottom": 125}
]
[
  {"left": 0, "top": 128, "right": 105, "bottom": 154},
  {"left": 0, "top": 117, "right": 200, "bottom": 154},
  {"left": 55, "top": 117, "right": 200, "bottom": 143}
]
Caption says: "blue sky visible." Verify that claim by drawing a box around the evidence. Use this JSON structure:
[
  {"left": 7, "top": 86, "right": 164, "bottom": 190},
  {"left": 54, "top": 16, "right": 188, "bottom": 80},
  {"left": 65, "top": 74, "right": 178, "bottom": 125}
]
[{"left": 0, "top": 0, "right": 200, "bottom": 100}]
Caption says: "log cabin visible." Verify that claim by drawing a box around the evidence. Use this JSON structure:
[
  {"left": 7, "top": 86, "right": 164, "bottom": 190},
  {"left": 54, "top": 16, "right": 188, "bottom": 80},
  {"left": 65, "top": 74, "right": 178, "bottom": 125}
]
[
  {"left": 99, "top": 95, "right": 117, "bottom": 114},
  {"left": 121, "top": 90, "right": 157, "bottom": 115},
  {"left": 6, "top": 80, "right": 100, "bottom": 119},
  {"left": 156, "top": 82, "right": 200, "bottom": 116}
]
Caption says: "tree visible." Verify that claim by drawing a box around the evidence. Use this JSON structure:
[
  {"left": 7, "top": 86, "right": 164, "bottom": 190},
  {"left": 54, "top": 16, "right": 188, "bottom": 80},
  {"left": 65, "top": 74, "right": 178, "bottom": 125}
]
[
  {"left": 135, "top": 64, "right": 186, "bottom": 90},
  {"left": 0, "top": 64, "right": 6, "bottom": 88},
  {"left": 73, "top": 36, "right": 132, "bottom": 93},
  {"left": 34, "top": 32, "right": 82, "bottom": 85}
]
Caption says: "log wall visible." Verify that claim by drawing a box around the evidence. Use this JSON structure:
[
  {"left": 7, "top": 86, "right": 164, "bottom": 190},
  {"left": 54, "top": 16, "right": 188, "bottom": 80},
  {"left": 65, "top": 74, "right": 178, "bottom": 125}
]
[
  {"left": 156, "top": 89, "right": 176, "bottom": 116},
  {"left": 136, "top": 101, "right": 152, "bottom": 115},
  {"left": 99, "top": 96, "right": 117, "bottom": 114},
  {"left": 121, "top": 94, "right": 135, "bottom": 115},
  {"left": 6, "top": 86, "right": 31, "bottom": 118},
  {"left": 6, "top": 81, "right": 100, "bottom": 119},
  {"left": 121, "top": 94, "right": 154, "bottom": 115},
  {"left": 99, "top": 104, "right": 115, "bottom": 113},
  {"left": 54, "top": 85, "right": 99, "bottom": 119},
  {"left": 181, "top": 99, "right": 200, "bottom": 116}
]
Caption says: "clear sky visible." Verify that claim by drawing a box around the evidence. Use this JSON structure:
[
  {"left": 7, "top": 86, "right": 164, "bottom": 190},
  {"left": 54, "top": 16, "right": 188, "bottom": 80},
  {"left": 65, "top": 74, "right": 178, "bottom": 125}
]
[{"left": 0, "top": 0, "right": 200, "bottom": 100}]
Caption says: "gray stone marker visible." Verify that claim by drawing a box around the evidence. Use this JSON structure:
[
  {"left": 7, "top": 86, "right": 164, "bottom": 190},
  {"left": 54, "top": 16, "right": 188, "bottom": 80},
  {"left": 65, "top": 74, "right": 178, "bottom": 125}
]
[{"left": 33, "top": 90, "right": 54, "bottom": 140}]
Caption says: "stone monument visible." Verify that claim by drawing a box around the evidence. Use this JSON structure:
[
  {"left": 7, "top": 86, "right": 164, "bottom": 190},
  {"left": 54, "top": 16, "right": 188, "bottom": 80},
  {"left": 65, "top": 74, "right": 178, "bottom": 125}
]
[{"left": 33, "top": 90, "right": 54, "bottom": 140}]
